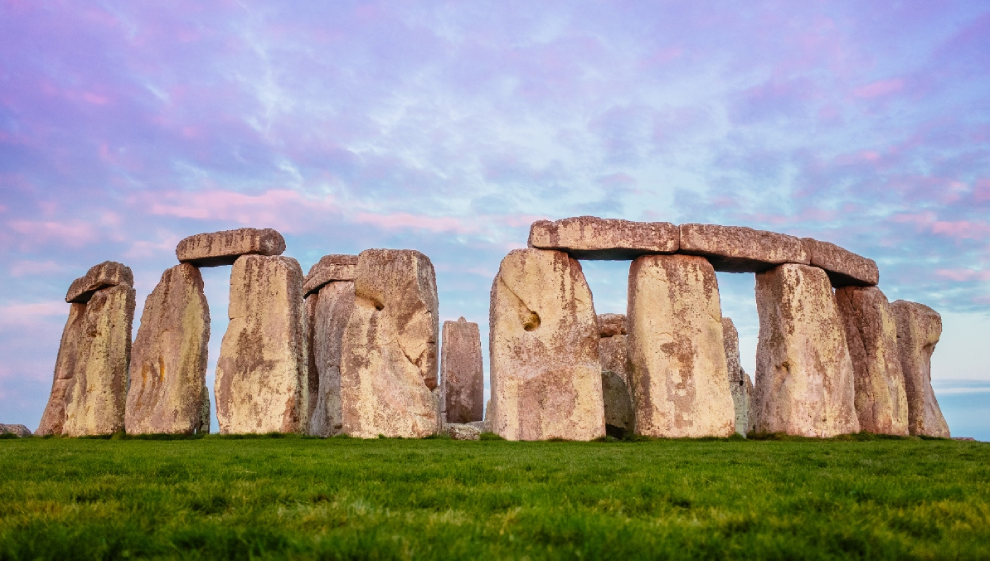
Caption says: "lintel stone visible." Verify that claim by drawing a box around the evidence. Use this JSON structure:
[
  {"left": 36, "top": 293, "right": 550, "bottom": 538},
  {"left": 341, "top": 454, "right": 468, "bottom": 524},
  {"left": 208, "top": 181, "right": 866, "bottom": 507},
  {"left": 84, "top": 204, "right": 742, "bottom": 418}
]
[
  {"left": 176, "top": 228, "right": 286, "bottom": 267},
  {"left": 528, "top": 216, "right": 678, "bottom": 260}
]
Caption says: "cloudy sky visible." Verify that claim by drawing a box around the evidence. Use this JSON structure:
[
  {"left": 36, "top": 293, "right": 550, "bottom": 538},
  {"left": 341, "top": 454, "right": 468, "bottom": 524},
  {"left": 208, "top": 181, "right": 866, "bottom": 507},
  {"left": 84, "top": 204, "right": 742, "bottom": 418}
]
[{"left": 2, "top": 1, "right": 988, "bottom": 438}]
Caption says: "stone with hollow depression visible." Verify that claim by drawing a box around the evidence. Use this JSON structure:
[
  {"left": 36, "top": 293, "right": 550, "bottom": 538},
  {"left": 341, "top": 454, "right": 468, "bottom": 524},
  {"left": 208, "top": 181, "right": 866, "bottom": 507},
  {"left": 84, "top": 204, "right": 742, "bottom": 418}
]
[
  {"left": 176, "top": 228, "right": 286, "bottom": 267},
  {"left": 528, "top": 216, "right": 679, "bottom": 260}
]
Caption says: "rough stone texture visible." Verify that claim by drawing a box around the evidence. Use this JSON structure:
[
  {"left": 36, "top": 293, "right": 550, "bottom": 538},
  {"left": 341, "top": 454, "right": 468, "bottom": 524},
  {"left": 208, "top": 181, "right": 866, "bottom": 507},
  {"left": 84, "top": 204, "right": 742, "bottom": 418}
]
[
  {"left": 722, "top": 317, "right": 751, "bottom": 436},
  {"left": 679, "top": 224, "right": 809, "bottom": 273},
  {"left": 176, "top": 228, "right": 286, "bottom": 267},
  {"left": 305, "top": 280, "right": 355, "bottom": 437},
  {"left": 443, "top": 423, "right": 482, "bottom": 440},
  {"left": 0, "top": 424, "right": 32, "bottom": 437},
  {"left": 802, "top": 238, "right": 879, "bottom": 287},
  {"left": 744, "top": 374, "right": 756, "bottom": 434},
  {"left": 598, "top": 313, "right": 627, "bottom": 338},
  {"left": 891, "top": 300, "right": 951, "bottom": 438},
  {"left": 467, "top": 420, "right": 491, "bottom": 433},
  {"left": 528, "top": 216, "right": 679, "bottom": 260},
  {"left": 490, "top": 248, "right": 605, "bottom": 441},
  {"left": 125, "top": 264, "right": 211, "bottom": 435},
  {"left": 753, "top": 264, "right": 860, "bottom": 437},
  {"left": 215, "top": 255, "right": 308, "bottom": 434},
  {"left": 339, "top": 249, "right": 441, "bottom": 438},
  {"left": 197, "top": 386, "right": 211, "bottom": 434},
  {"left": 37, "top": 284, "right": 135, "bottom": 436},
  {"left": 835, "top": 287, "right": 909, "bottom": 436},
  {"left": 598, "top": 314, "right": 633, "bottom": 437},
  {"left": 304, "top": 254, "right": 359, "bottom": 296},
  {"left": 441, "top": 317, "right": 484, "bottom": 424},
  {"left": 628, "top": 255, "right": 736, "bottom": 438},
  {"left": 65, "top": 261, "right": 133, "bottom": 304}
]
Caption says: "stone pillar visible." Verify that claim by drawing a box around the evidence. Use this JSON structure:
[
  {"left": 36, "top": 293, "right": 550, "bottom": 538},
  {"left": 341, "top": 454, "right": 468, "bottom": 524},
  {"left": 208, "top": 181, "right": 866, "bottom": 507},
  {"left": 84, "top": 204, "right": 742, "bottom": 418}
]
[
  {"left": 441, "top": 317, "right": 484, "bottom": 424},
  {"left": 598, "top": 313, "right": 633, "bottom": 437},
  {"left": 125, "top": 264, "right": 211, "bottom": 435},
  {"left": 489, "top": 248, "right": 604, "bottom": 441},
  {"left": 891, "top": 300, "right": 950, "bottom": 437},
  {"left": 215, "top": 255, "right": 308, "bottom": 434},
  {"left": 306, "top": 280, "right": 355, "bottom": 437},
  {"left": 628, "top": 254, "right": 735, "bottom": 438},
  {"left": 753, "top": 264, "right": 859, "bottom": 437},
  {"left": 835, "top": 286, "right": 909, "bottom": 436},
  {"left": 339, "top": 249, "right": 440, "bottom": 438},
  {"left": 722, "top": 317, "right": 752, "bottom": 435}
]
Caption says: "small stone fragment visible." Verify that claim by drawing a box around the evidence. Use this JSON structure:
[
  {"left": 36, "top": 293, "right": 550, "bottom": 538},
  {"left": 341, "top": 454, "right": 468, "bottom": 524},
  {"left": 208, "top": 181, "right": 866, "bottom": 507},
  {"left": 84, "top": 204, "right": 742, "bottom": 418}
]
[
  {"left": 598, "top": 313, "right": 633, "bottom": 438},
  {"left": 528, "top": 216, "right": 679, "bottom": 260},
  {"left": 0, "top": 424, "right": 32, "bottom": 437},
  {"left": 443, "top": 423, "right": 482, "bottom": 440},
  {"left": 176, "top": 228, "right": 286, "bottom": 267},
  {"left": 304, "top": 254, "right": 359, "bottom": 296},
  {"left": 679, "top": 224, "right": 809, "bottom": 273},
  {"left": 306, "top": 280, "right": 355, "bottom": 437},
  {"left": 65, "top": 261, "right": 133, "bottom": 304},
  {"left": 722, "top": 317, "right": 751, "bottom": 436},
  {"left": 441, "top": 317, "right": 484, "bottom": 424},
  {"left": 891, "top": 300, "right": 950, "bottom": 438},
  {"left": 802, "top": 238, "right": 879, "bottom": 287}
]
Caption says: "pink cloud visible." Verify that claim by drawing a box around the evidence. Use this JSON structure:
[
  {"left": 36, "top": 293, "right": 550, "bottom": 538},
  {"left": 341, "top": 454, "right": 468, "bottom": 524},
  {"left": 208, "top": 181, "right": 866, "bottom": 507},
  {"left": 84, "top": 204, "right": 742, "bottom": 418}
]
[
  {"left": 135, "top": 189, "right": 340, "bottom": 233},
  {"left": 974, "top": 179, "right": 990, "bottom": 202},
  {"left": 854, "top": 78, "right": 904, "bottom": 99},
  {"left": 6, "top": 220, "right": 98, "bottom": 248},
  {"left": 9, "top": 260, "right": 63, "bottom": 277},
  {"left": 931, "top": 220, "right": 990, "bottom": 240},
  {"left": 0, "top": 301, "right": 68, "bottom": 326},
  {"left": 353, "top": 212, "right": 479, "bottom": 234},
  {"left": 935, "top": 269, "right": 990, "bottom": 282}
]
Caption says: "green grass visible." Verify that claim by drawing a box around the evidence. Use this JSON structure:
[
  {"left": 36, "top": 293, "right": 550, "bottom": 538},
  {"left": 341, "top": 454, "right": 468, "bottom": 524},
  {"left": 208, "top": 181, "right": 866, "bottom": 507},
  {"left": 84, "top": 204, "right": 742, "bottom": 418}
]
[{"left": 1, "top": 436, "right": 988, "bottom": 560}]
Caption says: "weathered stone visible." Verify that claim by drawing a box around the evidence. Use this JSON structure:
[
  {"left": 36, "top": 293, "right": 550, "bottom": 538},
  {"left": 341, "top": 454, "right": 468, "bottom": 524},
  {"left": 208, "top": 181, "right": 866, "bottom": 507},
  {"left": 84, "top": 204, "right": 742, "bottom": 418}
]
[
  {"left": 891, "top": 300, "right": 950, "bottom": 438},
  {"left": 125, "top": 264, "right": 211, "bottom": 435},
  {"left": 835, "top": 287, "right": 909, "bottom": 435},
  {"left": 722, "top": 317, "right": 751, "bottom": 435},
  {"left": 305, "top": 280, "right": 355, "bottom": 437},
  {"left": 339, "top": 249, "right": 440, "bottom": 438},
  {"left": 304, "top": 254, "right": 359, "bottom": 296},
  {"left": 65, "top": 261, "right": 133, "bottom": 304},
  {"left": 753, "top": 264, "right": 859, "bottom": 437},
  {"left": 744, "top": 374, "right": 756, "bottom": 434},
  {"left": 528, "top": 216, "right": 679, "bottom": 260},
  {"left": 197, "top": 385, "right": 211, "bottom": 434},
  {"left": 215, "top": 255, "right": 307, "bottom": 434},
  {"left": 467, "top": 420, "right": 491, "bottom": 433},
  {"left": 802, "top": 238, "right": 879, "bottom": 287},
  {"left": 490, "top": 248, "right": 605, "bottom": 441},
  {"left": 37, "top": 284, "right": 135, "bottom": 436},
  {"left": 679, "top": 224, "right": 809, "bottom": 273},
  {"left": 598, "top": 313, "right": 627, "bottom": 338},
  {"left": 443, "top": 423, "right": 482, "bottom": 440},
  {"left": 598, "top": 313, "right": 633, "bottom": 437},
  {"left": 628, "top": 254, "right": 735, "bottom": 438},
  {"left": 176, "top": 228, "right": 286, "bottom": 267},
  {"left": 0, "top": 424, "right": 32, "bottom": 437},
  {"left": 441, "top": 317, "right": 484, "bottom": 424}
]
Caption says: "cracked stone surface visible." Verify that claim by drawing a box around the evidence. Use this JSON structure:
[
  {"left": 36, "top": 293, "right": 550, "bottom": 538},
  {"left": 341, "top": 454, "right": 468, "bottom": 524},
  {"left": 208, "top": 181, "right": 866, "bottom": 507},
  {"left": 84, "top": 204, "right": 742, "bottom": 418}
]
[
  {"left": 891, "top": 300, "right": 950, "bottom": 438},
  {"left": 65, "top": 261, "right": 134, "bottom": 304},
  {"left": 528, "top": 216, "right": 679, "bottom": 260},
  {"left": 304, "top": 254, "right": 359, "bottom": 296},
  {"left": 679, "top": 224, "right": 809, "bottom": 273}
]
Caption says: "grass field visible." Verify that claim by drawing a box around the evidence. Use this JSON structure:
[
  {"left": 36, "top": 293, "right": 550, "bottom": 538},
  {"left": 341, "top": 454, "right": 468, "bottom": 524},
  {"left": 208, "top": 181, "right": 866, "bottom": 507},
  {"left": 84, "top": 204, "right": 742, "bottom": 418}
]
[{"left": 1, "top": 435, "right": 988, "bottom": 560}]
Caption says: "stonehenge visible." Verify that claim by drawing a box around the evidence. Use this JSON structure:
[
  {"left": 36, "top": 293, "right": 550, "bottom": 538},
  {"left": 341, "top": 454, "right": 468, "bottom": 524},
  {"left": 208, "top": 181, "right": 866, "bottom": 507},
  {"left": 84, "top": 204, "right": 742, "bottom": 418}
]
[
  {"left": 892, "top": 301, "right": 951, "bottom": 438},
  {"left": 441, "top": 317, "right": 484, "bottom": 424}
]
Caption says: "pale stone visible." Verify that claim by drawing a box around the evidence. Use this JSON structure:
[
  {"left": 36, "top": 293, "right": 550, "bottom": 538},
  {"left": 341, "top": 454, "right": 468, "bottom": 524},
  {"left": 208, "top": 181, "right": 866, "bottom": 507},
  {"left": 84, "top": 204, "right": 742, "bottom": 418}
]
[
  {"left": 679, "top": 224, "right": 809, "bottom": 273},
  {"left": 339, "top": 249, "right": 440, "bottom": 438},
  {"left": 490, "top": 248, "right": 605, "bottom": 441},
  {"left": 802, "top": 238, "right": 879, "bottom": 287},
  {"left": 753, "top": 264, "right": 860, "bottom": 437},
  {"left": 467, "top": 420, "right": 490, "bottom": 433},
  {"left": 305, "top": 280, "right": 355, "bottom": 437},
  {"left": 598, "top": 313, "right": 632, "bottom": 437},
  {"left": 65, "top": 261, "right": 133, "bottom": 303},
  {"left": 891, "top": 300, "right": 950, "bottom": 438},
  {"left": 528, "top": 216, "right": 678, "bottom": 260},
  {"left": 176, "top": 228, "right": 286, "bottom": 267},
  {"left": 441, "top": 317, "right": 484, "bottom": 424},
  {"left": 744, "top": 374, "right": 755, "bottom": 434},
  {"left": 125, "top": 264, "right": 211, "bottom": 435},
  {"left": 443, "top": 423, "right": 482, "bottom": 440},
  {"left": 304, "top": 254, "right": 359, "bottom": 296},
  {"left": 215, "top": 255, "right": 307, "bottom": 434},
  {"left": 0, "top": 424, "right": 32, "bottom": 437},
  {"left": 628, "top": 254, "right": 735, "bottom": 438},
  {"left": 835, "top": 286, "right": 909, "bottom": 435},
  {"left": 722, "top": 317, "right": 751, "bottom": 435}
]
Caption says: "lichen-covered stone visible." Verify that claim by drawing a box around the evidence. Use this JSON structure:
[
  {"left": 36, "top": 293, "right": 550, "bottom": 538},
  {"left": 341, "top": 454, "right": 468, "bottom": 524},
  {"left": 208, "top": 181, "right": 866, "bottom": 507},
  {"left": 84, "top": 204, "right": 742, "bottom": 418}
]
[
  {"left": 441, "top": 317, "right": 484, "bottom": 424},
  {"left": 304, "top": 254, "right": 359, "bottom": 296},
  {"left": 598, "top": 313, "right": 633, "bottom": 437},
  {"left": 490, "top": 248, "right": 604, "bottom": 441},
  {"left": 753, "top": 264, "right": 859, "bottom": 437},
  {"left": 305, "top": 280, "right": 355, "bottom": 437},
  {"left": 528, "top": 216, "right": 679, "bottom": 260},
  {"left": 176, "top": 228, "right": 286, "bottom": 267},
  {"left": 722, "top": 317, "right": 751, "bottom": 435},
  {"left": 125, "top": 264, "right": 210, "bottom": 435},
  {"left": 65, "top": 261, "right": 133, "bottom": 303},
  {"left": 802, "top": 238, "right": 879, "bottom": 287},
  {"left": 215, "top": 255, "right": 307, "bottom": 434},
  {"left": 679, "top": 224, "right": 809, "bottom": 273},
  {"left": 891, "top": 300, "right": 950, "bottom": 438}
]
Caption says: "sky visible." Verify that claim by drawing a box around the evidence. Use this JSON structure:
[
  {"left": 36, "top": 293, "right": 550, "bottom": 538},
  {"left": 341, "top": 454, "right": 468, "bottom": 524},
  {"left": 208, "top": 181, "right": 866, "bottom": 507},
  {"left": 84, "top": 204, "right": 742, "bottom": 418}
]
[{"left": 1, "top": 0, "right": 988, "bottom": 439}]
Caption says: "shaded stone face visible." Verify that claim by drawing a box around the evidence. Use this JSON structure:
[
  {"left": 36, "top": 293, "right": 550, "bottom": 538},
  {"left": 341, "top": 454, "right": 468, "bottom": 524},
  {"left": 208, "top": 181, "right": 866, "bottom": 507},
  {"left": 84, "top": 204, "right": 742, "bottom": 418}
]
[
  {"left": 215, "top": 255, "right": 308, "bottom": 434},
  {"left": 678, "top": 224, "right": 809, "bottom": 273},
  {"left": 802, "top": 238, "right": 879, "bottom": 287},
  {"left": 441, "top": 317, "right": 484, "bottom": 424},
  {"left": 125, "top": 264, "right": 211, "bottom": 435},
  {"left": 722, "top": 317, "right": 751, "bottom": 436},
  {"left": 489, "top": 248, "right": 605, "bottom": 441},
  {"left": 303, "top": 254, "right": 359, "bottom": 296},
  {"left": 176, "top": 228, "right": 286, "bottom": 267},
  {"left": 306, "top": 280, "right": 355, "bottom": 437},
  {"left": 753, "top": 264, "right": 860, "bottom": 437},
  {"left": 339, "top": 250, "right": 440, "bottom": 438},
  {"left": 598, "top": 313, "right": 632, "bottom": 437},
  {"left": 835, "top": 286, "right": 909, "bottom": 436},
  {"left": 628, "top": 254, "right": 735, "bottom": 438},
  {"left": 891, "top": 300, "right": 950, "bottom": 438},
  {"left": 528, "top": 216, "right": 679, "bottom": 260},
  {"left": 65, "top": 261, "right": 134, "bottom": 304}
]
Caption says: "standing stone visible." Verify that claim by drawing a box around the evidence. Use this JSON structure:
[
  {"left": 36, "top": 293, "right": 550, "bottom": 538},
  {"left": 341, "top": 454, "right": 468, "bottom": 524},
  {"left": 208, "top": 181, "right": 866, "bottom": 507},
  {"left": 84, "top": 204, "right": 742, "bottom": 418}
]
[
  {"left": 745, "top": 375, "right": 756, "bottom": 434},
  {"left": 339, "top": 249, "right": 440, "bottom": 438},
  {"left": 441, "top": 318, "right": 484, "bottom": 424},
  {"left": 891, "top": 300, "right": 950, "bottom": 437},
  {"left": 176, "top": 228, "right": 286, "bottom": 267},
  {"left": 125, "top": 264, "right": 211, "bottom": 435},
  {"left": 215, "top": 255, "right": 307, "bottom": 434},
  {"left": 598, "top": 313, "right": 633, "bottom": 437},
  {"left": 628, "top": 254, "right": 735, "bottom": 438},
  {"left": 490, "top": 248, "right": 604, "bottom": 441},
  {"left": 835, "top": 287, "right": 909, "bottom": 436},
  {"left": 722, "top": 317, "right": 751, "bottom": 435},
  {"left": 753, "top": 264, "right": 859, "bottom": 437},
  {"left": 306, "top": 280, "right": 355, "bottom": 437}
]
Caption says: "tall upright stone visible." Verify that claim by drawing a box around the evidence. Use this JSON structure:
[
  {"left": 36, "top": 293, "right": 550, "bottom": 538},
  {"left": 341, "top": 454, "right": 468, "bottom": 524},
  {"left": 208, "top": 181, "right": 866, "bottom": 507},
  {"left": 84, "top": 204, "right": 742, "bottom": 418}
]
[
  {"left": 125, "top": 264, "right": 211, "bottom": 435},
  {"left": 339, "top": 249, "right": 440, "bottom": 438},
  {"left": 722, "top": 317, "right": 752, "bottom": 435},
  {"left": 835, "top": 286, "right": 909, "bottom": 436},
  {"left": 215, "top": 255, "right": 307, "bottom": 434},
  {"left": 306, "top": 280, "right": 355, "bottom": 437},
  {"left": 441, "top": 317, "right": 484, "bottom": 424},
  {"left": 753, "top": 264, "right": 859, "bottom": 437},
  {"left": 598, "top": 313, "right": 633, "bottom": 437},
  {"left": 628, "top": 254, "right": 735, "bottom": 438},
  {"left": 489, "top": 248, "right": 604, "bottom": 441},
  {"left": 891, "top": 300, "right": 950, "bottom": 438}
]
